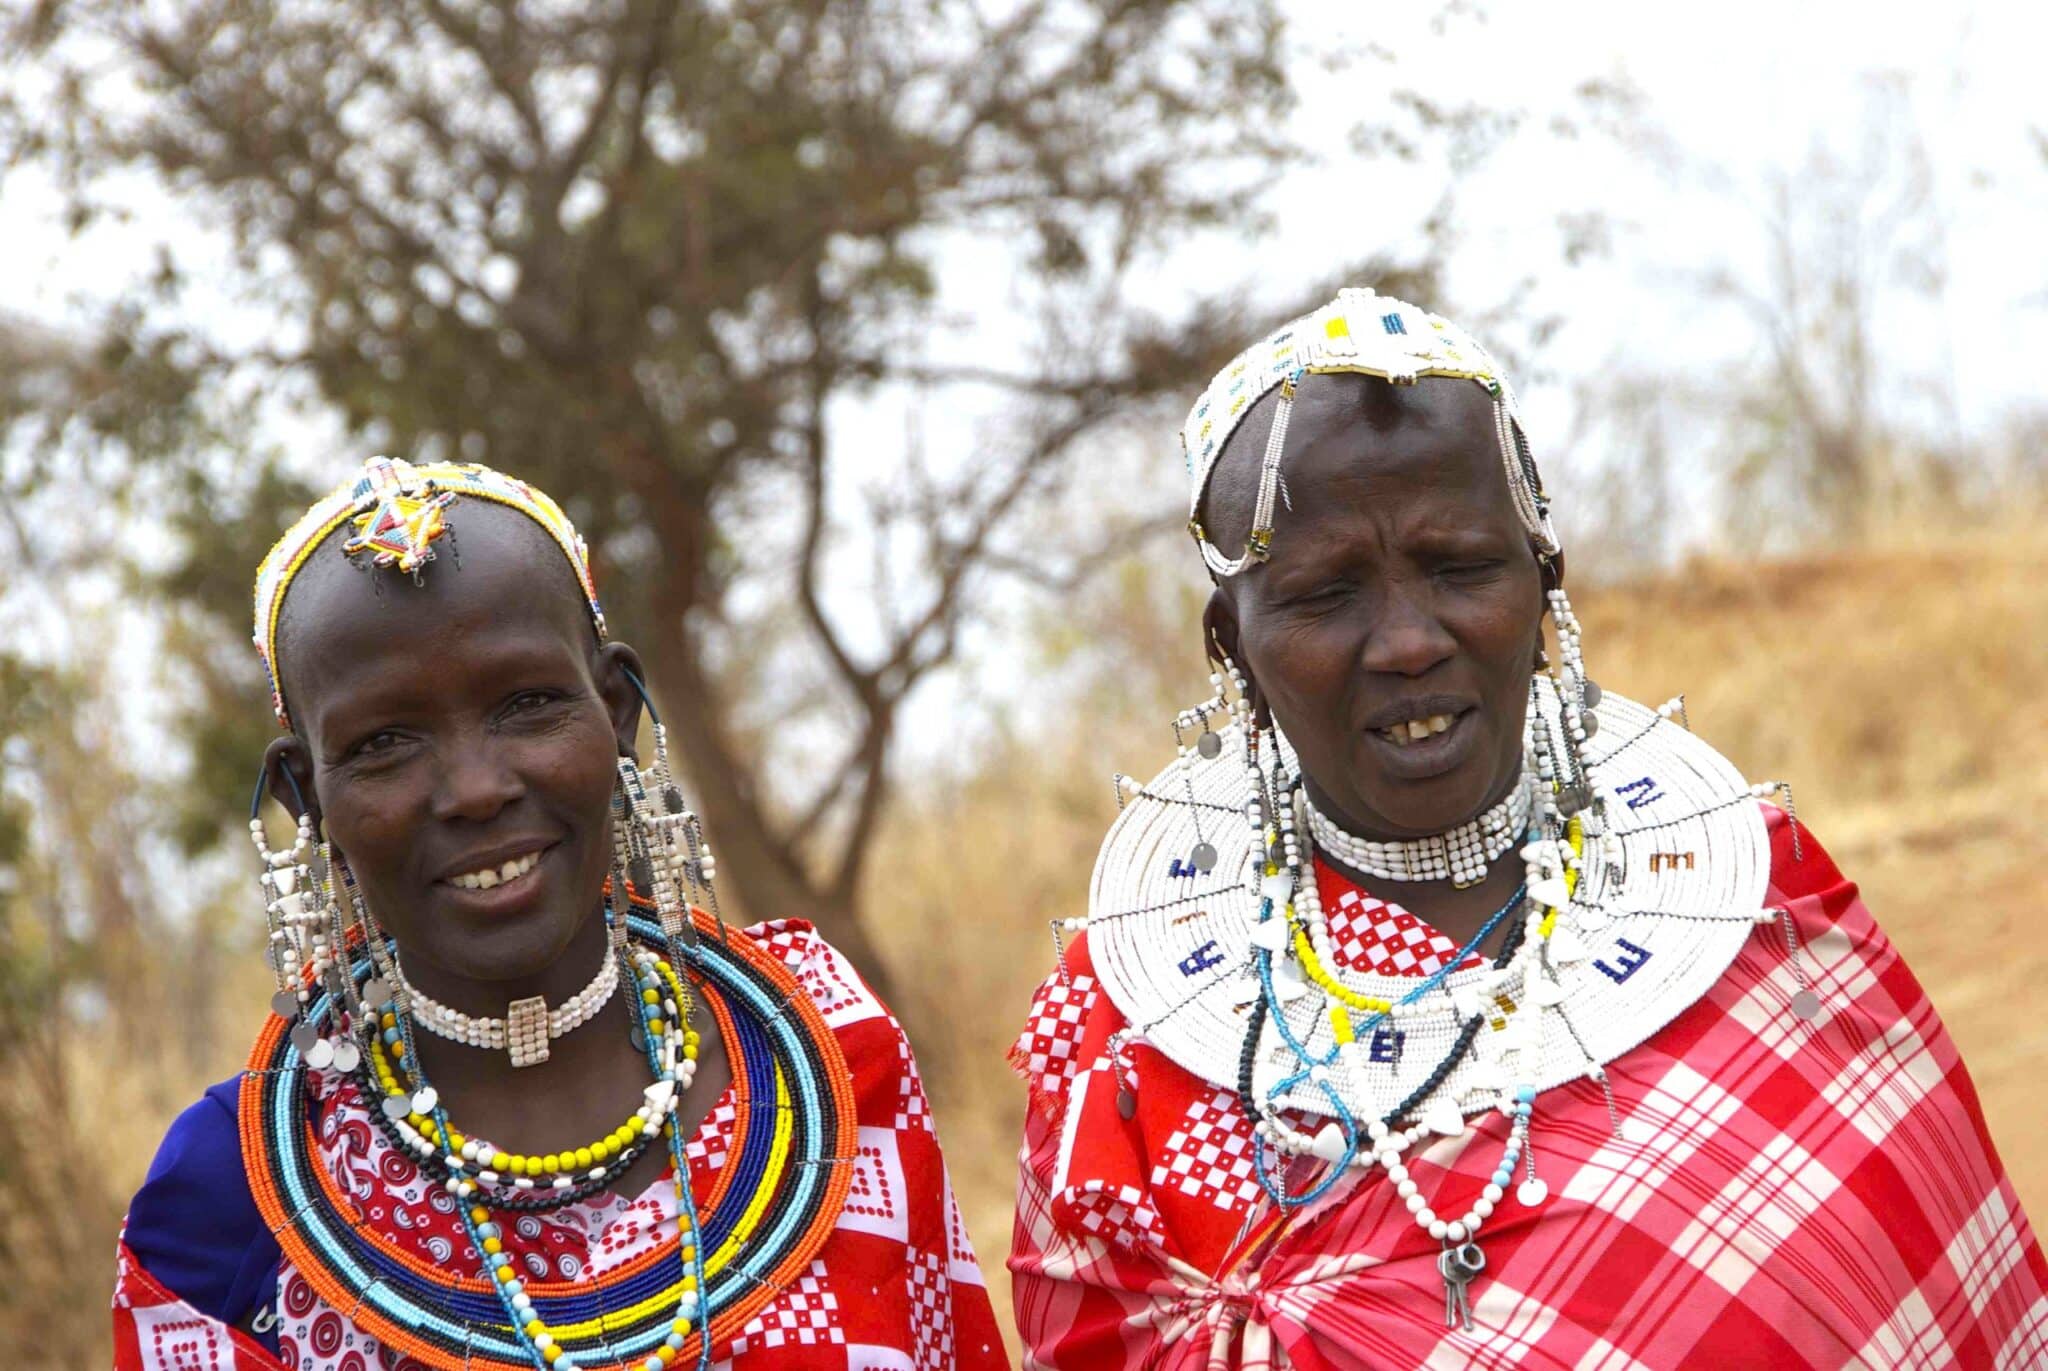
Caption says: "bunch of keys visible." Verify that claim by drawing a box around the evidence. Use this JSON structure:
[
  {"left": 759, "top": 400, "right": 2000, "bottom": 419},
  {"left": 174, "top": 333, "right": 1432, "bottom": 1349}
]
[{"left": 1438, "top": 1240, "right": 1486, "bottom": 1331}]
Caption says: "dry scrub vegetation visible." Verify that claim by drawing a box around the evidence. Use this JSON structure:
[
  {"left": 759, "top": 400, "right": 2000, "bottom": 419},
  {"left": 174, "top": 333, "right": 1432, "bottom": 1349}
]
[{"left": 11, "top": 519, "right": 2045, "bottom": 1364}]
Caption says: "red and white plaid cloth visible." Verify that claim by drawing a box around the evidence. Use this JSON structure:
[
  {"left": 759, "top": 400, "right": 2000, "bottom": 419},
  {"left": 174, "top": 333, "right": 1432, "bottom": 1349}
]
[
  {"left": 113, "top": 920, "right": 1007, "bottom": 1371},
  {"left": 1009, "top": 807, "right": 2048, "bottom": 1368}
]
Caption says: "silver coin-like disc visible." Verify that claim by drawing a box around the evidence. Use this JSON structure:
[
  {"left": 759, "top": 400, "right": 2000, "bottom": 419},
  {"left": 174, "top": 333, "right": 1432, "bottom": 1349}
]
[
  {"left": 362, "top": 976, "right": 392, "bottom": 1008},
  {"left": 271, "top": 990, "right": 301, "bottom": 1019},
  {"left": 330, "top": 1038, "right": 361, "bottom": 1073},
  {"left": 410, "top": 1086, "right": 438, "bottom": 1115},
  {"left": 1790, "top": 989, "right": 1822, "bottom": 1021},
  {"left": 382, "top": 1094, "right": 412, "bottom": 1120},
  {"left": 1191, "top": 842, "right": 1218, "bottom": 872},
  {"left": 1197, "top": 732, "right": 1223, "bottom": 759},
  {"left": 303, "top": 1037, "right": 335, "bottom": 1070},
  {"left": 289, "top": 1021, "right": 320, "bottom": 1054}
]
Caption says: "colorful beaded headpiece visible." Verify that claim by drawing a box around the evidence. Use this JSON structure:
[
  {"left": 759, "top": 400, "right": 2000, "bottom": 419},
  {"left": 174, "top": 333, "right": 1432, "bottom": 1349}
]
[
  {"left": 252, "top": 456, "right": 608, "bottom": 728},
  {"left": 1182, "top": 286, "right": 1561, "bottom": 576}
]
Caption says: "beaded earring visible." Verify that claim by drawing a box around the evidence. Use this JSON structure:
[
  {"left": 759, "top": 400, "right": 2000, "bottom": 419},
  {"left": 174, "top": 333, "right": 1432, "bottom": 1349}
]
[
  {"left": 617, "top": 669, "right": 722, "bottom": 950},
  {"left": 249, "top": 767, "right": 318, "bottom": 1023},
  {"left": 249, "top": 763, "right": 376, "bottom": 1073}
]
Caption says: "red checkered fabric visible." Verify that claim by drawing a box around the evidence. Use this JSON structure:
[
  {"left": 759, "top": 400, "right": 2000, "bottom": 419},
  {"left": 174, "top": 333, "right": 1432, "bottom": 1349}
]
[
  {"left": 114, "top": 921, "right": 1007, "bottom": 1371},
  {"left": 1320, "top": 870, "right": 1480, "bottom": 976},
  {"left": 1009, "top": 808, "right": 2048, "bottom": 1368}
]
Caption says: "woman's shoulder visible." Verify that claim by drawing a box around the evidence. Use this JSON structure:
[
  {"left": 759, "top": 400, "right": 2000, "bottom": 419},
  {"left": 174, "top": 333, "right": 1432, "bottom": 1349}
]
[
  {"left": 124, "top": 1074, "right": 280, "bottom": 1324},
  {"left": 737, "top": 916, "right": 907, "bottom": 1044}
]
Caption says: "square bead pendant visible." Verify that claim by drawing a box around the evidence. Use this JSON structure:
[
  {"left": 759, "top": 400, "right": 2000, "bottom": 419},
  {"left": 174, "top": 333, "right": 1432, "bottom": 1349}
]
[{"left": 507, "top": 994, "right": 551, "bottom": 1068}]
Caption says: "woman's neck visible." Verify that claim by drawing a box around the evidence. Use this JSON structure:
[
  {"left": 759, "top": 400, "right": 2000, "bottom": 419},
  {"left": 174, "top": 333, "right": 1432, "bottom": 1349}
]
[
  {"left": 395, "top": 909, "right": 616, "bottom": 1020},
  {"left": 1314, "top": 835, "right": 1530, "bottom": 954}
]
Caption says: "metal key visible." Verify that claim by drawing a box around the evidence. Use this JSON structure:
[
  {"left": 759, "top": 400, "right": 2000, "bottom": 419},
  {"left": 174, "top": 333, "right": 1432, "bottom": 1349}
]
[{"left": 1437, "top": 1240, "right": 1486, "bottom": 1332}]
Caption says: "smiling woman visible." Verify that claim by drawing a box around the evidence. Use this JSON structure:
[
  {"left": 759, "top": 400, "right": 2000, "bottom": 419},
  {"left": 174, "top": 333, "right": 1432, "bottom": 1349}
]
[
  {"left": 1007, "top": 290, "right": 2048, "bottom": 1368},
  {"left": 113, "top": 459, "right": 1006, "bottom": 1371}
]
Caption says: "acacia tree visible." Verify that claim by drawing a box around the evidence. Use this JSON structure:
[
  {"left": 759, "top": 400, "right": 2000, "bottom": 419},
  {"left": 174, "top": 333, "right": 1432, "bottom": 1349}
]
[{"left": 4, "top": 0, "right": 1314, "bottom": 975}]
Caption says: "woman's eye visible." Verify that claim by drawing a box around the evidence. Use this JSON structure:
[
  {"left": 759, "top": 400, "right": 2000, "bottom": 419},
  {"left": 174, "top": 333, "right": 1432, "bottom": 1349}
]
[
  {"left": 1440, "top": 561, "right": 1504, "bottom": 581},
  {"left": 506, "top": 690, "right": 558, "bottom": 713},
  {"left": 351, "top": 731, "right": 405, "bottom": 758},
  {"left": 1285, "top": 580, "right": 1350, "bottom": 607}
]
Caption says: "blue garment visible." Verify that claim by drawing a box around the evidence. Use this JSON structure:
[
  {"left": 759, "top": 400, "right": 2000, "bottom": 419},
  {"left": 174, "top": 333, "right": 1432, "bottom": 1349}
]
[{"left": 125, "top": 1076, "right": 282, "bottom": 1350}]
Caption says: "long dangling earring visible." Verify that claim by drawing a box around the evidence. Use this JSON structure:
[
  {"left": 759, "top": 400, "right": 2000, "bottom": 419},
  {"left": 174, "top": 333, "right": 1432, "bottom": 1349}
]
[
  {"left": 250, "top": 768, "right": 316, "bottom": 1022},
  {"left": 617, "top": 669, "right": 722, "bottom": 953}
]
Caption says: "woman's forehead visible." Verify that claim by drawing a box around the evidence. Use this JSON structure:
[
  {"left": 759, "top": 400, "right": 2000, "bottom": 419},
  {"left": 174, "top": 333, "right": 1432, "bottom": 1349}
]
[
  {"left": 274, "top": 505, "right": 597, "bottom": 723},
  {"left": 1206, "top": 376, "right": 1514, "bottom": 547}
]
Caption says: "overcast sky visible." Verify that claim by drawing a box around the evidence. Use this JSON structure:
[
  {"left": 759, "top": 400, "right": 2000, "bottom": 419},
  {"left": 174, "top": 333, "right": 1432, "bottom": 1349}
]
[{"left": 2, "top": 0, "right": 2042, "bottom": 756}]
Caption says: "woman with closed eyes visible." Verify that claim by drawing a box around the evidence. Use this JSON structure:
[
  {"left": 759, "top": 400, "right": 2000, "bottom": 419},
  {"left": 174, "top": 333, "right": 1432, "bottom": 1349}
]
[{"left": 1007, "top": 289, "right": 2046, "bottom": 1368}]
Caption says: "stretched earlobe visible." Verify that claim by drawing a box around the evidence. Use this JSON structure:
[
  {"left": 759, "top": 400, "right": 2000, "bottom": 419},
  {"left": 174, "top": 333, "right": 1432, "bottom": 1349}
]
[
  {"left": 261, "top": 735, "right": 320, "bottom": 830},
  {"left": 595, "top": 642, "right": 651, "bottom": 760},
  {"left": 1202, "top": 592, "right": 1270, "bottom": 730}
]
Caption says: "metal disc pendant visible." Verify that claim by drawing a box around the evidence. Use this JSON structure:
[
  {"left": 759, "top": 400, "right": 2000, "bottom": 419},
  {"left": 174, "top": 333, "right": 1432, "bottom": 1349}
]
[
  {"left": 629, "top": 1024, "right": 648, "bottom": 1051},
  {"left": 1191, "top": 842, "right": 1218, "bottom": 873},
  {"left": 362, "top": 976, "right": 392, "bottom": 1009},
  {"left": 1197, "top": 731, "right": 1222, "bottom": 759},
  {"left": 410, "top": 1087, "right": 438, "bottom": 1115},
  {"left": 382, "top": 1094, "right": 411, "bottom": 1121},
  {"left": 271, "top": 990, "right": 301, "bottom": 1019},
  {"left": 1116, "top": 1088, "right": 1137, "bottom": 1120},
  {"left": 330, "top": 1038, "right": 361, "bottom": 1073},
  {"left": 289, "top": 1021, "right": 320, "bottom": 1055},
  {"left": 1790, "top": 989, "right": 1822, "bottom": 1020},
  {"left": 1583, "top": 679, "right": 1603, "bottom": 708},
  {"left": 303, "top": 1037, "right": 335, "bottom": 1070},
  {"left": 1517, "top": 1178, "right": 1549, "bottom": 1207},
  {"left": 1580, "top": 711, "right": 1600, "bottom": 738}
]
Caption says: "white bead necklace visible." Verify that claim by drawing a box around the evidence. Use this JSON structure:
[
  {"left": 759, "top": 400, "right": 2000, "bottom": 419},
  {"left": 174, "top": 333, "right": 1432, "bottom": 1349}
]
[
  {"left": 397, "top": 951, "right": 620, "bottom": 1068},
  {"left": 1301, "top": 775, "right": 1531, "bottom": 888}
]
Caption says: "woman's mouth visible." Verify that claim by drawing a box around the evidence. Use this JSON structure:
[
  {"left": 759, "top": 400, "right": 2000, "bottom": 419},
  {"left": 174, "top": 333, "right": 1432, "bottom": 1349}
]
[
  {"left": 439, "top": 845, "right": 554, "bottom": 911},
  {"left": 1364, "top": 707, "right": 1477, "bottom": 779},
  {"left": 1375, "top": 713, "right": 1459, "bottom": 747},
  {"left": 447, "top": 848, "right": 544, "bottom": 890}
]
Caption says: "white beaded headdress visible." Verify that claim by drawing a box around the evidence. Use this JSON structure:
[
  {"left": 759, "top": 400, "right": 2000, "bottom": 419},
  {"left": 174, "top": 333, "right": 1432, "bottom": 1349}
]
[{"left": 1182, "top": 287, "right": 1560, "bottom": 576}]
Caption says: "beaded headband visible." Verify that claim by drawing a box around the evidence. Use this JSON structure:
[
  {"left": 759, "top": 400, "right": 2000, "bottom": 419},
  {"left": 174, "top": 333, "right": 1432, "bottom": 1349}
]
[
  {"left": 1182, "top": 287, "right": 1561, "bottom": 576},
  {"left": 252, "top": 456, "right": 608, "bottom": 728}
]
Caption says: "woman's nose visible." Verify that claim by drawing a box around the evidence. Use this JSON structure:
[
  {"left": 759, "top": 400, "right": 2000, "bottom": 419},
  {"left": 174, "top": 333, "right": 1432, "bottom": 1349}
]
[
  {"left": 1359, "top": 585, "right": 1457, "bottom": 677},
  {"left": 430, "top": 741, "right": 526, "bottom": 822}
]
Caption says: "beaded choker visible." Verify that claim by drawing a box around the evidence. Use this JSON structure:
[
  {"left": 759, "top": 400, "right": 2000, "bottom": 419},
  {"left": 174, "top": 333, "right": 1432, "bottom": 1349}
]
[
  {"left": 397, "top": 948, "right": 621, "bottom": 1067},
  {"left": 1299, "top": 772, "right": 1531, "bottom": 889}
]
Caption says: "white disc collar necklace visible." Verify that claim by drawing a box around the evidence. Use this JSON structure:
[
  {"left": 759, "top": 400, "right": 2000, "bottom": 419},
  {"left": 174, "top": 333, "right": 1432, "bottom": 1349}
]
[{"left": 1082, "top": 684, "right": 1777, "bottom": 1129}]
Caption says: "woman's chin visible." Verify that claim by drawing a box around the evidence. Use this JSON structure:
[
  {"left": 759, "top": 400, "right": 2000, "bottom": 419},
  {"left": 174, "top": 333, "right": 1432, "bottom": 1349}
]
[{"left": 1347, "top": 756, "right": 1512, "bottom": 838}]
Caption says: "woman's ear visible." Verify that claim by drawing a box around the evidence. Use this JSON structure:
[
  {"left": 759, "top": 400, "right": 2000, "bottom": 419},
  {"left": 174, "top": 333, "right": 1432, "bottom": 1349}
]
[
  {"left": 1202, "top": 588, "right": 1269, "bottom": 728},
  {"left": 595, "top": 641, "right": 649, "bottom": 760},
  {"left": 263, "top": 734, "right": 320, "bottom": 830}
]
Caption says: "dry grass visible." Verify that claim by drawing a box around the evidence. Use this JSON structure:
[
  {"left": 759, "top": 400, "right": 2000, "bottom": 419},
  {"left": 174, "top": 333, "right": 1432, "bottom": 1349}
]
[{"left": 17, "top": 518, "right": 2047, "bottom": 1366}]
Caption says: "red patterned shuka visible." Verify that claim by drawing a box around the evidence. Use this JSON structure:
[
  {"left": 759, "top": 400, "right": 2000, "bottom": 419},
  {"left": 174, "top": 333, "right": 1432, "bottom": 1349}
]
[
  {"left": 1009, "top": 808, "right": 2048, "bottom": 1368},
  {"left": 114, "top": 919, "right": 1007, "bottom": 1371}
]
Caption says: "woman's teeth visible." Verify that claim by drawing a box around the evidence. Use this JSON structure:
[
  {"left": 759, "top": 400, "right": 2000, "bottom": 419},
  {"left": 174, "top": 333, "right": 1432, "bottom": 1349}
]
[
  {"left": 1379, "top": 713, "right": 1457, "bottom": 746},
  {"left": 449, "top": 851, "right": 541, "bottom": 890}
]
